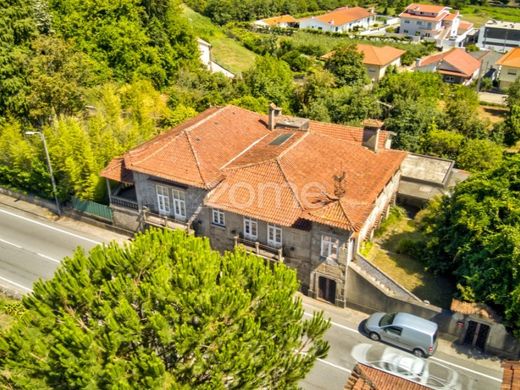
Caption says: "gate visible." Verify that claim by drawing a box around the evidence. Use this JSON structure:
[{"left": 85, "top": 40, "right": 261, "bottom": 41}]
[{"left": 71, "top": 197, "right": 113, "bottom": 222}]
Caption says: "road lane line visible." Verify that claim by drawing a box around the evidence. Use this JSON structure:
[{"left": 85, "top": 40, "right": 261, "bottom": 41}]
[
  {"left": 316, "top": 358, "right": 352, "bottom": 373},
  {"left": 37, "top": 253, "right": 60, "bottom": 264},
  {"left": 429, "top": 357, "right": 502, "bottom": 382},
  {"left": 303, "top": 311, "right": 502, "bottom": 382},
  {"left": 0, "top": 208, "right": 101, "bottom": 245},
  {"left": 0, "top": 275, "right": 33, "bottom": 292},
  {"left": 0, "top": 238, "right": 22, "bottom": 249}
]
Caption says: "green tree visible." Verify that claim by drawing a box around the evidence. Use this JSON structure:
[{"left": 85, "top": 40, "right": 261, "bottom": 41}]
[
  {"left": 423, "top": 127, "right": 464, "bottom": 160},
  {"left": 0, "top": 228, "right": 330, "bottom": 388},
  {"left": 418, "top": 155, "right": 520, "bottom": 335},
  {"left": 443, "top": 86, "right": 485, "bottom": 138},
  {"left": 243, "top": 55, "right": 294, "bottom": 108},
  {"left": 377, "top": 71, "right": 444, "bottom": 105},
  {"left": 324, "top": 45, "right": 369, "bottom": 87},
  {"left": 505, "top": 78, "right": 520, "bottom": 145},
  {"left": 456, "top": 138, "right": 503, "bottom": 172}
]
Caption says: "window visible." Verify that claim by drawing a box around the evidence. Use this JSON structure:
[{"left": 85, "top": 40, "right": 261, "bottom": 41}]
[
  {"left": 156, "top": 185, "right": 170, "bottom": 215},
  {"left": 404, "top": 20, "right": 410, "bottom": 24},
  {"left": 267, "top": 224, "right": 282, "bottom": 248},
  {"left": 417, "top": 21, "right": 422, "bottom": 25},
  {"left": 508, "top": 70, "right": 517, "bottom": 76},
  {"left": 212, "top": 209, "right": 225, "bottom": 226},
  {"left": 320, "top": 235, "right": 339, "bottom": 259},
  {"left": 385, "top": 326, "right": 403, "bottom": 336},
  {"left": 172, "top": 189, "right": 186, "bottom": 220},
  {"left": 403, "top": 29, "right": 409, "bottom": 34},
  {"left": 243, "top": 217, "right": 258, "bottom": 240}
]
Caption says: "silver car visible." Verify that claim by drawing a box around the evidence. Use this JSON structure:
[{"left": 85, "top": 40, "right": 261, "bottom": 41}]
[{"left": 364, "top": 312, "right": 438, "bottom": 357}]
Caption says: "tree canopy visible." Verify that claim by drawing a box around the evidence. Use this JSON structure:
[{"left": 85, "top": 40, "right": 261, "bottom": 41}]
[
  {"left": 418, "top": 155, "right": 520, "bottom": 335},
  {"left": 0, "top": 228, "right": 330, "bottom": 388}
]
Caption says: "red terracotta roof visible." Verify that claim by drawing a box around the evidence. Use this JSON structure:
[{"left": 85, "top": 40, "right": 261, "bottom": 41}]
[
  {"left": 405, "top": 3, "right": 447, "bottom": 13},
  {"left": 497, "top": 47, "right": 520, "bottom": 68},
  {"left": 104, "top": 105, "right": 404, "bottom": 231},
  {"left": 501, "top": 361, "right": 520, "bottom": 390},
  {"left": 321, "top": 45, "right": 405, "bottom": 67},
  {"left": 444, "top": 12, "right": 459, "bottom": 21},
  {"left": 345, "top": 363, "right": 431, "bottom": 390},
  {"left": 458, "top": 20, "right": 474, "bottom": 34},
  {"left": 399, "top": 3, "right": 449, "bottom": 21},
  {"left": 310, "top": 7, "right": 373, "bottom": 27},
  {"left": 100, "top": 157, "right": 134, "bottom": 184},
  {"left": 418, "top": 48, "right": 480, "bottom": 78}
]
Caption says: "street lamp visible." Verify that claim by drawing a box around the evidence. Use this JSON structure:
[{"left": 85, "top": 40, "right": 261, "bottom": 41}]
[{"left": 25, "top": 131, "right": 61, "bottom": 216}]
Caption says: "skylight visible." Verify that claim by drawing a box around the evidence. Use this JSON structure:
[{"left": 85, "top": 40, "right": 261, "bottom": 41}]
[{"left": 269, "top": 133, "right": 293, "bottom": 146}]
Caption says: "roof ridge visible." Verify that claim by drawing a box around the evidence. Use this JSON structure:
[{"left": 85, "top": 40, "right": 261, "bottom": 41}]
[
  {"left": 223, "top": 157, "right": 276, "bottom": 171},
  {"left": 277, "top": 131, "right": 309, "bottom": 159},
  {"left": 338, "top": 198, "right": 356, "bottom": 230},
  {"left": 276, "top": 159, "right": 304, "bottom": 210},
  {"left": 129, "top": 129, "right": 182, "bottom": 166},
  {"left": 185, "top": 131, "right": 207, "bottom": 187},
  {"left": 220, "top": 132, "right": 272, "bottom": 170},
  {"left": 183, "top": 105, "right": 227, "bottom": 134}
]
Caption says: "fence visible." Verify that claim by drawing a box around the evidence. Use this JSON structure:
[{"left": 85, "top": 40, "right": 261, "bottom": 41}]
[{"left": 71, "top": 197, "right": 112, "bottom": 222}]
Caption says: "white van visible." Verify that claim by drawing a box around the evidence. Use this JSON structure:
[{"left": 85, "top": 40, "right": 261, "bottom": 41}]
[{"left": 364, "top": 312, "right": 439, "bottom": 357}]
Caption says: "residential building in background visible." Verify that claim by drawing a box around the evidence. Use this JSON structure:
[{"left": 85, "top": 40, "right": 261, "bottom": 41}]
[
  {"left": 299, "top": 7, "right": 375, "bottom": 33},
  {"left": 322, "top": 44, "right": 405, "bottom": 82},
  {"left": 196, "top": 38, "right": 235, "bottom": 78},
  {"left": 477, "top": 20, "right": 520, "bottom": 53},
  {"left": 399, "top": 3, "right": 474, "bottom": 48},
  {"left": 415, "top": 48, "right": 481, "bottom": 85},
  {"left": 253, "top": 14, "right": 298, "bottom": 28},
  {"left": 496, "top": 47, "right": 520, "bottom": 89},
  {"left": 101, "top": 105, "right": 405, "bottom": 307}
]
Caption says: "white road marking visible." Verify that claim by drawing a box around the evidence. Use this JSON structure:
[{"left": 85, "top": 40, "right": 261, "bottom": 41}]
[
  {"left": 0, "top": 208, "right": 101, "bottom": 245},
  {"left": 0, "top": 238, "right": 22, "bottom": 249},
  {"left": 429, "top": 357, "right": 502, "bottom": 382},
  {"left": 0, "top": 275, "right": 33, "bottom": 292},
  {"left": 303, "top": 311, "right": 502, "bottom": 382},
  {"left": 316, "top": 358, "right": 352, "bottom": 373},
  {"left": 37, "top": 253, "right": 60, "bottom": 264}
]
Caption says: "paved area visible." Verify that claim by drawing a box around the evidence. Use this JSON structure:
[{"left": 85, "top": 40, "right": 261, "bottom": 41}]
[{"left": 479, "top": 91, "right": 507, "bottom": 106}]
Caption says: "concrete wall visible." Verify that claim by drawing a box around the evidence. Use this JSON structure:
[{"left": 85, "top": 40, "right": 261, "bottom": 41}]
[
  {"left": 300, "top": 16, "right": 374, "bottom": 33},
  {"left": 498, "top": 65, "right": 520, "bottom": 90},
  {"left": 112, "top": 206, "right": 140, "bottom": 231}
]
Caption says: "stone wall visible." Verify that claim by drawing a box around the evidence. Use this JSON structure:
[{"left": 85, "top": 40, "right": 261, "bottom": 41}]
[{"left": 112, "top": 206, "right": 141, "bottom": 231}]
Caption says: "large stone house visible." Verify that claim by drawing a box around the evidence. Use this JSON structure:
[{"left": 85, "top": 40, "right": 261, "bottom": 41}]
[{"left": 101, "top": 105, "right": 405, "bottom": 306}]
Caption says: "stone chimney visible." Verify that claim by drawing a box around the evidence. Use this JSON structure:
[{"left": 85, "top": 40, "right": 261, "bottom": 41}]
[
  {"left": 268, "top": 103, "right": 282, "bottom": 130},
  {"left": 362, "top": 119, "right": 384, "bottom": 152}
]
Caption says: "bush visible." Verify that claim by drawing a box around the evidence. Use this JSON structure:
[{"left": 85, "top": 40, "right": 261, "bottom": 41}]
[{"left": 395, "top": 238, "right": 424, "bottom": 259}]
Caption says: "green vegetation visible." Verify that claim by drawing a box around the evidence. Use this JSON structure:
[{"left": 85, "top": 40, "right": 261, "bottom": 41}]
[
  {"left": 0, "top": 228, "right": 330, "bottom": 388},
  {"left": 460, "top": 5, "right": 520, "bottom": 27},
  {"left": 418, "top": 155, "right": 520, "bottom": 335},
  {"left": 0, "top": 294, "right": 23, "bottom": 331},
  {"left": 367, "top": 206, "right": 456, "bottom": 308},
  {"left": 181, "top": 5, "right": 257, "bottom": 74}
]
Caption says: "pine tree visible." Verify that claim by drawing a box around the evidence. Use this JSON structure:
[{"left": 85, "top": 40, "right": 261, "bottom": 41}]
[{"left": 0, "top": 228, "right": 330, "bottom": 388}]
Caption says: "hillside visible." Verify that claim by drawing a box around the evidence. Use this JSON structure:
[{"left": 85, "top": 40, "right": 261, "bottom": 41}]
[{"left": 182, "top": 5, "right": 257, "bottom": 75}]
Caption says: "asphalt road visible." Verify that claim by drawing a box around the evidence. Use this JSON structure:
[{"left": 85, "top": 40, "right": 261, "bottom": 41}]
[
  {"left": 0, "top": 205, "right": 104, "bottom": 293},
  {"left": 0, "top": 204, "right": 504, "bottom": 389}
]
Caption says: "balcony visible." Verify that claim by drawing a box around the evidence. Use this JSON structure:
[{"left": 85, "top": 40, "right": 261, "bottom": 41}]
[
  {"left": 234, "top": 236, "right": 284, "bottom": 263},
  {"left": 142, "top": 206, "right": 190, "bottom": 231},
  {"left": 110, "top": 185, "right": 138, "bottom": 210}
]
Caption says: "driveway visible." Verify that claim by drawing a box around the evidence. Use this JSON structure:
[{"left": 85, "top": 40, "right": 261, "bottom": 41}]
[{"left": 479, "top": 91, "right": 507, "bottom": 106}]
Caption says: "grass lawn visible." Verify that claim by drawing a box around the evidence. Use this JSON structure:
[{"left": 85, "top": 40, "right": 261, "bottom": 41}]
[
  {"left": 365, "top": 209, "right": 456, "bottom": 309},
  {"left": 459, "top": 5, "right": 520, "bottom": 27},
  {"left": 478, "top": 104, "right": 508, "bottom": 123},
  {"left": 181, "top": 5, "right": 257, "bottom": 75}
]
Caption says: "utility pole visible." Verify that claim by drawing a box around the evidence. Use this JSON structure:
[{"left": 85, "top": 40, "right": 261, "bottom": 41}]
[{"left": 25, "top": 131, "right": 61, "bottom": 216}]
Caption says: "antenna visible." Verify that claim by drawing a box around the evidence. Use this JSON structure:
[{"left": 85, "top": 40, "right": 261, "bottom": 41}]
[{"left": 333, "top": 171, "right": 346, "bottom": 198}]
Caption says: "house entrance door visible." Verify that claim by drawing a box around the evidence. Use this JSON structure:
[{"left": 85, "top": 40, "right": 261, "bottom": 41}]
[
  {"left": 463, "top": 321, "right": 490, "bottom": 351},
  {"left": 318, "top": 276, "right": 336, "bottom": 304}
]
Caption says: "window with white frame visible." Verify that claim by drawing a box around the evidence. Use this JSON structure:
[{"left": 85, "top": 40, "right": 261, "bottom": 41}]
[
  {"left": 320, "top": 235, "right": 339, "bottom": 259},
  {"left": 172, "top": 189, "right": 186, "bottom": 220},
  {"left": 243, "top": 217, "right": 258, "bottom": 240},
  {"left": 267, "top": 224, "right": 282, "bottom": 248},
  {"left": 212, "top": 209, "right": 225, "bottom": 226},
  {"left": 156, "top": 185, "right": 170, "bottom": 215}
]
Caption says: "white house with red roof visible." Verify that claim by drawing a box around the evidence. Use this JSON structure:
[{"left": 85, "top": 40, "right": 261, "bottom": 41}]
[
  {"left": 415, "top": 48, "right": 481, "bottom": 85},
  {"left": 399, "top": 3, "right": 474, "bottom": 48},
  {"left": 299, "top": 6, "right": 376, "bottom": 33}
]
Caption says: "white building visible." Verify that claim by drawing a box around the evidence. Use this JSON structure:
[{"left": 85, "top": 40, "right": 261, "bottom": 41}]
[
  {"left": 399, "top": 3, "right": 474, "bottom": 48},
  {"left": 299, "top": 7, "right": 375, "bottom": 33},
  {"left": 477, "top": 20, "right": 520, "bottom": 53},
  {"left": 196, "top": 38, "right": 234, "bottom": 78}
]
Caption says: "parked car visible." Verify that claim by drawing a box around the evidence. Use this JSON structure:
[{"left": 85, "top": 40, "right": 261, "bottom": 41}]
[
  {"left": 364, "top": 312, "right": 438, "bottom": 357},
  {"left": 351, "top": 344, "right": 460, "bottom": 389}
]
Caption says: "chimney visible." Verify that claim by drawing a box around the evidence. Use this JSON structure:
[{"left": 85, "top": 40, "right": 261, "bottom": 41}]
[
  {"left": 268, "top": 103, "right": 282, "bottom": 130},
  {"left": 362, "top": 119, "right": 383, "bottom": 152},
  {"left": 415, "top": 58, "right": 421, "bottom": 68}
]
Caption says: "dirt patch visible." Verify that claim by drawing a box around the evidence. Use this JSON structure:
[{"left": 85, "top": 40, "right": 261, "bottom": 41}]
[{"left": 478, "top": 105, "right": 508, "bottom": 124}]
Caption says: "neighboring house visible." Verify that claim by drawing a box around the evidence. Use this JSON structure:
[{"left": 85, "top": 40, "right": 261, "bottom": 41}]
[
  {"left": 253, "top": 14, "right": 298, "bottom": 28},
  {"left": 501, "top": 361, "right": 520, "bottom": 389},
  {"left": 477, "top": 20, "right": 520, "bottom": 53},
  {"left": 101, "top": 105, "right": 406, "bottom": 307},
  {"left": 196, "top": 38, "right": 235, "bottom": 78},
  {"left": 299, "top": 7, "right": 375, "bottom": 33},
  {"left": 415, "top": 48, "right": 481, "bottom": 85},
  {"left": 322, "top": 44, "right": 405, "bottom": 82},
  {"left": 496, "top": 47, "right": 520, "bottom": 90},
  {"left": 399, "top": 3, "right": 474, "bottom": 48},
  {"left": 345, "top": 363, "right": 430, "bottom": 390},
  {"left": 470, "top": 49, "right": 503, "bottom": 81}
]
